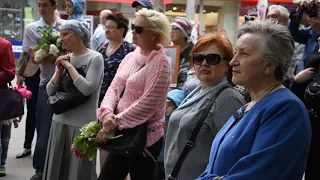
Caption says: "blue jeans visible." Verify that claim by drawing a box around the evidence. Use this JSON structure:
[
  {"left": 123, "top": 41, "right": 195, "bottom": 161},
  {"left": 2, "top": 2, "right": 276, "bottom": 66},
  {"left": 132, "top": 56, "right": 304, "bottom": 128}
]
[
  {"left": 1, "top": 123, "right": 12, "bottom": 165},
  {"left": 33, "top": 85, "right": 53, "bottom": 172}
]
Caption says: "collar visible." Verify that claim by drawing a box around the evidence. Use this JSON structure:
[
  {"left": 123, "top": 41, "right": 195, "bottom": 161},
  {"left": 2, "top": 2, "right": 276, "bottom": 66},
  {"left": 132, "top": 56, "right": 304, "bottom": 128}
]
[{"left": 39, "top": 17, "right": 63, "bottom": 28}]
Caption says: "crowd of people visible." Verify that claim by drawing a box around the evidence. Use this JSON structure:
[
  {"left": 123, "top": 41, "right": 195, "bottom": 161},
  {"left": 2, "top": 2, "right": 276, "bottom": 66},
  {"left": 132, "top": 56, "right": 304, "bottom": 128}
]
[{"left": 0, "top": 0, "right": 319, "bottom": 180}]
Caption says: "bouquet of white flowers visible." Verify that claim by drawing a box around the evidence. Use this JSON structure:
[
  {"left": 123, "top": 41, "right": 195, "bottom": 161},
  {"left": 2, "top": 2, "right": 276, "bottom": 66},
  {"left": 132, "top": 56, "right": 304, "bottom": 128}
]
[{"left": 32, "top": 26, "right": 65, "bottom": 63}]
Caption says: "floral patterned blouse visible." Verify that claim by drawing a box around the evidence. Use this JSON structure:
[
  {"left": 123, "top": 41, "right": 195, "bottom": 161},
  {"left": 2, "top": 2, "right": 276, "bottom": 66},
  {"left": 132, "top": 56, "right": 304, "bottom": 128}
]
[{"left": 98, "top": 41, "right": 136, "bottom": 106}]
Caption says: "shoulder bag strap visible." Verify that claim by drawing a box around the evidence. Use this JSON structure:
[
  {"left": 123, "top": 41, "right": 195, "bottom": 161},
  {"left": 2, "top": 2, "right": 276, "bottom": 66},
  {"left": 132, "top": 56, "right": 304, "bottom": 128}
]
[{"left": 169, "top": 86, "right": 229, "bottom": 180}]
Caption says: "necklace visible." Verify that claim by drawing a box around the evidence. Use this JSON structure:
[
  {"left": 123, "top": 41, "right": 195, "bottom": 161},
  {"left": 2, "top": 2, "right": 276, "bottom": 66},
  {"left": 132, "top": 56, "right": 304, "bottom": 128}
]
[{"left": 246, "top": 83, "right": 283, "bottom": 112}]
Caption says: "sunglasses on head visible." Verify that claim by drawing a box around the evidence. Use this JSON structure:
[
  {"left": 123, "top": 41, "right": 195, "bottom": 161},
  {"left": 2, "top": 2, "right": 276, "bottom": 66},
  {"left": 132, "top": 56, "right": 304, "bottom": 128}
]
[
  {"left": 192, "top": 53, "right": 224, "bottom": 65},
  {"left": 131, "top": 23, "right": 144, "bottom": 34}
]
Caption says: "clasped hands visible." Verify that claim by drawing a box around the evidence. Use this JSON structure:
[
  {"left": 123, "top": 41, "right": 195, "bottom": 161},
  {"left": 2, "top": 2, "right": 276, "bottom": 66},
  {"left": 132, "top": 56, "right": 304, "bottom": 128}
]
[
  {"left": 55, "top": 55, "right": 72, "bottom": 73},
  {"left": 96, "top": 113, "right": 119, "bottom": 143}
]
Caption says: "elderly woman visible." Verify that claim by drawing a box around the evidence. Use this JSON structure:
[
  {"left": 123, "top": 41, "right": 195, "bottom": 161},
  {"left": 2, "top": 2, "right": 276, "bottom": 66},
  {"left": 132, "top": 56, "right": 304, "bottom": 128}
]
[
  {"left": 197, "top": 20, "right": 311, "bottom": 180},
  {"left": 164, "top": 33, "right": 245, "bottom": 180},
  {"left": 98, "top": 12, "right": 135, "bottom": 105},
  {"left": 43, "top": 20, "right": 104, "bottom": 180},
  {"left": 96, "top": 8, "right": 171, "bottom": 180}
]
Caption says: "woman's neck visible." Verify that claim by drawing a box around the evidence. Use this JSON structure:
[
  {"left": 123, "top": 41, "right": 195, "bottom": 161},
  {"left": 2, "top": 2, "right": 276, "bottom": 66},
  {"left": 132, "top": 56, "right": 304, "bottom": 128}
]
[
  {"left": 109, "top": 39, "right": 123, "bottom": 49},
  {"left": 72, "top": 46, "right": 89, "bottom": 56},
  {"left": 174, "top": 40, "right": 190, "bottom": 52},
  {"left": 140, "top": 43, "right": 158, "bottom": 57},
  {"left": 246, "top": 81, "right": 284, "bottom": 111}
]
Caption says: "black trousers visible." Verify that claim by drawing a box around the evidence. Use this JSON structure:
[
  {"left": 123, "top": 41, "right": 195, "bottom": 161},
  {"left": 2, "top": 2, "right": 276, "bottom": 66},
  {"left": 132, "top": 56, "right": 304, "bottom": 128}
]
[
  {"left": 23, "top": 70, "right": 40, "bottom": 149},
  {"left": 98, "top": 138, "right": 162, "bottom": 180},
  {"left": 305, "top": 116, "right": 320, "bottom": 180}
]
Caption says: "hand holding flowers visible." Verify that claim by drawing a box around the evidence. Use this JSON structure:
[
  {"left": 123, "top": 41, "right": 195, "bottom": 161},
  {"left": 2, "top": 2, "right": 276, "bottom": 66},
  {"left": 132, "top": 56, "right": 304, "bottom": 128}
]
[
  {"left": 32, "top": 26, "right": 65, "bottom": 63},
  {"left": 71, "top": 120, "right": 122, "bottom": 161}
]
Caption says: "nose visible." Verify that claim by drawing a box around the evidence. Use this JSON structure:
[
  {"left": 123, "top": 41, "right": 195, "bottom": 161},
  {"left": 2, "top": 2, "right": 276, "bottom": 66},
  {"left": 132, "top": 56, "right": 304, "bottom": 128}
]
[{"left": 201, "top": 59, "right": 209, "bottom": 65}]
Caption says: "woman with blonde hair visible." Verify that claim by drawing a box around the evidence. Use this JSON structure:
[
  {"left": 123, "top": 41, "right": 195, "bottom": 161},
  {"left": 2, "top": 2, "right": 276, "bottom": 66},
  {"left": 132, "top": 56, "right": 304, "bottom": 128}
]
[{"left": 97, "top": 8, "right": 171, "bottom": 180}]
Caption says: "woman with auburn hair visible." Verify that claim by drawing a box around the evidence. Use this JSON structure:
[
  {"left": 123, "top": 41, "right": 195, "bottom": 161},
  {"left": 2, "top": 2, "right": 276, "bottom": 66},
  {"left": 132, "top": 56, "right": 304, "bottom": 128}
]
[{"left": 164, "top": 32, "right": 245, "bottom": 180}]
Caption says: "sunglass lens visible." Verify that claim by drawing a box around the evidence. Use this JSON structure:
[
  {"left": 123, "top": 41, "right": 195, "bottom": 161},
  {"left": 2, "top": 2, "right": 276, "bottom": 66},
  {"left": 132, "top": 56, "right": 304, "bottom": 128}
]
[
  {"left": 193, "top": 54, "right": 204, "bottom": 65},
  {"left": 206, "top": 54, "right": 222, "bottom": 65},
  {"left": 135, "top": 26, "right": 143, "bottom": 34}
]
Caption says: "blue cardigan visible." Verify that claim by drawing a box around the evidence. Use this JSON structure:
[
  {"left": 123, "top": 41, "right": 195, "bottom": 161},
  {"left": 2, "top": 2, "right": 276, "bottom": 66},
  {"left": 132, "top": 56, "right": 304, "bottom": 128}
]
[{"left": 197, "top": 88, "right": 311, "bottom": 180}]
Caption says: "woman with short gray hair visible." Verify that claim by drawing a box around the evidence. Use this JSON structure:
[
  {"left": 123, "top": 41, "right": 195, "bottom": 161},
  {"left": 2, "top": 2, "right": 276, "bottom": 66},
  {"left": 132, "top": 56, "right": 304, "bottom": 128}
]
[{"left": 197, "top": 20, "right": 311, "bottom": 180}]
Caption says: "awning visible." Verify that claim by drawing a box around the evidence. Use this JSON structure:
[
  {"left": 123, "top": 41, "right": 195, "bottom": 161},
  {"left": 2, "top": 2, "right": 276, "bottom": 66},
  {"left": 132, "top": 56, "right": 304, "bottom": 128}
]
[
  {"left": 240, "top": 0, "right": 294, "bottom": 7},
  {"left": 86, "top": 0, "right": 173, "bottom": 4}
]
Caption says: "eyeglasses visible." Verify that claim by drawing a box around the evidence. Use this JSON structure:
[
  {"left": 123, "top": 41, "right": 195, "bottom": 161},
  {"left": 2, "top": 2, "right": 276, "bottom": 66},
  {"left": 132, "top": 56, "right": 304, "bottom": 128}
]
[
  {"left": 171, "top": 26, "right": 180, "bottom": 32},
  {"left": 104, "top": 26, "right": 116, "bottom": 30},
  {"left": 192, "top": 53, "right": 224, "bottom": 65},
  {"left": 131, "top": 23, "right": 144, "bottom": 34}
]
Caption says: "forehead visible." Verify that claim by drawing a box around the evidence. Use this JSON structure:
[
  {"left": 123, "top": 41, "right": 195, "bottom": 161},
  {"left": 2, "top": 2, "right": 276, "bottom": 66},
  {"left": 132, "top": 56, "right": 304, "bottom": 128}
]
[
  {"left": 135, "top": 15, "right": 149, "bottom": 27},
  {"left": 105, "top": 20, "right": 117, "bottom": 25},
  {"left": 37, "top": 0, "right": 52, "bottom": 4},
  {"left": 197, "top": 43, "right": 223, "bottom": 54},
  {"left": 267, "top": 9, "right": 279, "bottom": 16},
  {"left": 236, "top": 33, "right": 262, "bottom": 50},
  {"left": 60, "top": 30, "right": 72, "bottom": 35}
]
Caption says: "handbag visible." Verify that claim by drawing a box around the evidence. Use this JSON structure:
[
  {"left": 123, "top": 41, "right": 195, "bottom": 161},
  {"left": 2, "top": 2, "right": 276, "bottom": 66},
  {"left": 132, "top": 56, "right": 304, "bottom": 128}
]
[
  {"left": 48, "top": 65, "right": 90, "bottom": 114},
  {"left": 168, "top": 86, "right": 229, "bottom": 180},
  {"left": 0, "top": 68, "right": 24, "bottom": 121},
  {"left": 100, "top": 63, "right": 147, "bottom": 156}
]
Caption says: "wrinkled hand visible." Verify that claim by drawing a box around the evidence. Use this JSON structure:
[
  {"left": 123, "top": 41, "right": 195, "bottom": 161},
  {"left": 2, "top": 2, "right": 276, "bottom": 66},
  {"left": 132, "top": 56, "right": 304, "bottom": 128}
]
[
  {"left": 101, "top": 114, "right": 119, "bottom": 134},
  {"left": 96, "top": 129, "right": 109, "bottom": 143},
  {"left": 295, "top": 67, "right": 315, "bottom": 84},
  {"left": 16, "top": 75, "right": 24, "bottom": 86}
]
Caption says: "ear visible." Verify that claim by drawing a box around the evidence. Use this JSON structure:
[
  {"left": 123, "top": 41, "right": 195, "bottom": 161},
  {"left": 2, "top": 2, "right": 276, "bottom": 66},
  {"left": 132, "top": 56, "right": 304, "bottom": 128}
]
[{"left": 264, "top": 61, "right": 278, "bottom": 76}]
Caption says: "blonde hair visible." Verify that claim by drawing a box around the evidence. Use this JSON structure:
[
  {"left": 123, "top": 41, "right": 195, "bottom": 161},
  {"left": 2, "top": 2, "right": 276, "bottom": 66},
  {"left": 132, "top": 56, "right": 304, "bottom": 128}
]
[{"left": 135, "top": 8, "right": 171, "bottom": 44}]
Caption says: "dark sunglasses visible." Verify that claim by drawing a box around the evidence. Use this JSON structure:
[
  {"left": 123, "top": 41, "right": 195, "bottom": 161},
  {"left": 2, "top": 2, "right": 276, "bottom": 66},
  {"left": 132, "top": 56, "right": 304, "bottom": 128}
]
[
  {"left": 192, "top": 53, "right": 224, "bottom": 65},
  {"left": 131, "top": 23, "right": 144, "bottom": 34}
]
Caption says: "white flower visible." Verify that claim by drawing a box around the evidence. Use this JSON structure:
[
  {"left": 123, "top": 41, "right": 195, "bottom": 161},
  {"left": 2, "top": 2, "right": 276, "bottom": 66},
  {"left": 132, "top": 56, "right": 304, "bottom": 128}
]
[
  {"left": 56, "top": 38, "right": 61, "bottom": 48},
  {"left": 52, "top": 31, "right": 60, "bottom": 38},
  {"left": 34, "top": 49, "right": 47, "bottom": 63},
  {"left": 49, "top": 44, "right": 59, "bottom": 57}
]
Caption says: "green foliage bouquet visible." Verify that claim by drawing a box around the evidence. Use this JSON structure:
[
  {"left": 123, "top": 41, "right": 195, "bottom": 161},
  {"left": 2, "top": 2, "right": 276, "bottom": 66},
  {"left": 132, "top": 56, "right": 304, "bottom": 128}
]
[
  {"left": 71, "top": 122, "right": 122, "bottom": 161},
  {"left": 32, "top": 26, "right": 65, "bottom": 63}
]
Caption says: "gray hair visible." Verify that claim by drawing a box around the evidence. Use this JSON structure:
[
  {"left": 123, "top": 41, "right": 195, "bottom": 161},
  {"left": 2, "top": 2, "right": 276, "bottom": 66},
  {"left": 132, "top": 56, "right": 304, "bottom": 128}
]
[
  {"left": 60, "top": 20, "right": 91, "bottom": 48},
  {"left": 268, "top": 5, "right": 290, "bottom": 25},
  {"left": 238, "top": 20, "right": 294, "bottom": 81}
]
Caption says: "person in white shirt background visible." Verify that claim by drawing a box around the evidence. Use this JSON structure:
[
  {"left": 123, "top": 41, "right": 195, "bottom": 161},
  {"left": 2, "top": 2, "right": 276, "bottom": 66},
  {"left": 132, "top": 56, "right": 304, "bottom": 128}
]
[{"left": 91, "top": 9, "right": 112, "bottom": 51}]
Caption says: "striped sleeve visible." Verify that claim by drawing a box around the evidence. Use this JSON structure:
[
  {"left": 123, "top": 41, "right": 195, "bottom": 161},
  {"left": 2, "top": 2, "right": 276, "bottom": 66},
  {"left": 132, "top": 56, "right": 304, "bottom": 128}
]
[{"left": 117, "top": 55, "right": 170, "bottom": 129}]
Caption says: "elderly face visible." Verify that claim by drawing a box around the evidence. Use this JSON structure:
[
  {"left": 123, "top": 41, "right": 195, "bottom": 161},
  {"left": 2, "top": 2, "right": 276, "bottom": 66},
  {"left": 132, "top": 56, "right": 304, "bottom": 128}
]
[
  {"left": 266, "top": 9, "right": 287, "bottom": 25},
  {"left": 230, "top": 33, "right": 269, "bottom": 87},
  {"left": 170, "top": 26, "right": 185, "bottom": 44},
  {"left": 37, "top": 0, "right": 57, "bottom": 20},
  {"left": 194, "top": 44, "right": 229, "bottom": 87},
  {"left": 105, "top": 20, "right": 123, "bottom": 41},
  {"left": 132, "top": 15, "right": 157, "bottom": 48},
  {"left": 60, "top": 30, "right": 81, "bottom": 51}
]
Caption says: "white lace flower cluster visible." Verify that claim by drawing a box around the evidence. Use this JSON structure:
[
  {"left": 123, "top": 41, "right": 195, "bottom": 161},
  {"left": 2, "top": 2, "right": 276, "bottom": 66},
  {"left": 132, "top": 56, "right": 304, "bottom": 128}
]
[{"left": 33, "top": 27, "right": 65, "bottom": 63}]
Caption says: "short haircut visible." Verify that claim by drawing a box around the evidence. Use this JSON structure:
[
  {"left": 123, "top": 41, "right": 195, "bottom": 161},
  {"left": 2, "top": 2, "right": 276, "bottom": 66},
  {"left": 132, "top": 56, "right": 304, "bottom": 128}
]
[
  {"left": 135, "top": 8, "right": 171, "bottom": 44},
  {"left": 37, "top": 0, "right": 57, "bottom": 6},
  {"left": 268, "top": 5, "right": 290, "bottom": 25},
  {"left": 190, "top": 32, "right": 235, "bottom": 85},
  {"left": 238, "top": 20, "right": 294, "bottom": 81},
  {"left": 106, "top": 13, "right": 129, "bottom": 38}
]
